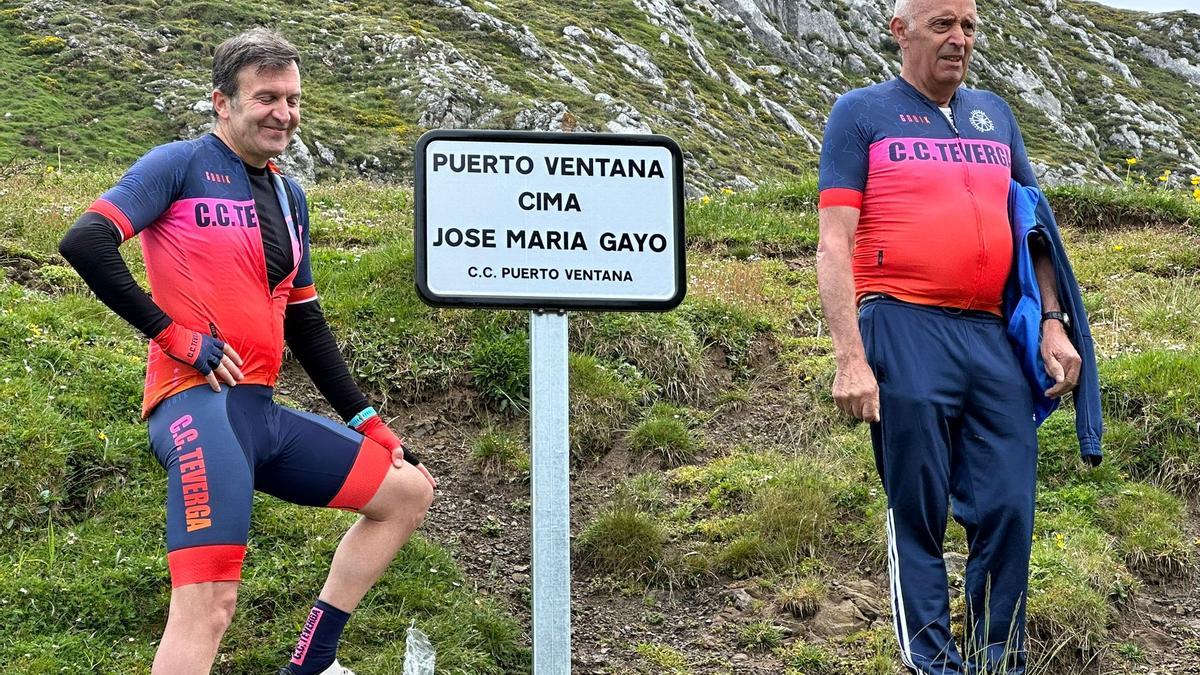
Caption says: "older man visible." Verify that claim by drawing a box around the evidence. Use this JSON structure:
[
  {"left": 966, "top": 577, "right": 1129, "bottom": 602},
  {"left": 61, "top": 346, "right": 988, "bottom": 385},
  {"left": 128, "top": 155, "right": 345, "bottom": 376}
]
[
  {"left": 816, "top": 1, "right": 1082, "bottom": 673},
  {"left": 59, "top": 29, "right": 435, "bottom": 675}
]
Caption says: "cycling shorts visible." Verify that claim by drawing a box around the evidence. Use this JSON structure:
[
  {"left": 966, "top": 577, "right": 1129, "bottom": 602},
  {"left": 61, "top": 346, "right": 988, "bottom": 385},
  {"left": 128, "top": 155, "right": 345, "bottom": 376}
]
[{"left": 147, "top": 384, "right": 392, "bottom": 587}]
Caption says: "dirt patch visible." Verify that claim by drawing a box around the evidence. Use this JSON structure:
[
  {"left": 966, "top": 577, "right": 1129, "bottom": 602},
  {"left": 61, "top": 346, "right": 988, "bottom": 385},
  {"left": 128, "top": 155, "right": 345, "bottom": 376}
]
[{"left": 274, "top": 361, "right": 1200, "bottom": 675}]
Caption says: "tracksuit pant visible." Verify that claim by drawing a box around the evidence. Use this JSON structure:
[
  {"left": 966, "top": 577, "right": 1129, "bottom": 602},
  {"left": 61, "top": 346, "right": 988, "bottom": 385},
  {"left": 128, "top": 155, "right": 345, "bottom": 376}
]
[{"left": 859, "top": 298, "right": 1038, "bottom": 675}]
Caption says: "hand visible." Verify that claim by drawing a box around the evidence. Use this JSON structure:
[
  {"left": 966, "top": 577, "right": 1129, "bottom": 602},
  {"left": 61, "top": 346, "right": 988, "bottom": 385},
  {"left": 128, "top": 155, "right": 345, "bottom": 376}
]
[
  {"left": 153, "top": 322, "right": 244, "bottom": 391},
  {"left": 1041, "top": 319, "right": 1081, "bottom": 398},
  {"left": 832, "top": 354, "right": 880, "bottom": 422},
  {"left": 355, "top": 414, "right": 438, "bottom": 489}
]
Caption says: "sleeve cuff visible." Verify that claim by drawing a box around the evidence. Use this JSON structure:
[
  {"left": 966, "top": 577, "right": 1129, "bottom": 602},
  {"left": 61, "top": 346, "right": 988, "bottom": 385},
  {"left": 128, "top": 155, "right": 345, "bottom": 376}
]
[
  {"left": 86, "top": 199, "right": 135, "bottom": 241},
  {"left": 818, "top": 188, "right": 863, "bottom": 210},
  {"left": 287, "top": 284, "right": 318, "bottom": 305}
]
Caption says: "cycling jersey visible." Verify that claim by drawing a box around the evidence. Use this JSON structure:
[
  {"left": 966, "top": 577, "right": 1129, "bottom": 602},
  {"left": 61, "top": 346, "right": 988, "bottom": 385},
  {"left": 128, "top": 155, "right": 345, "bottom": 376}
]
[
  {"left": 818, "top": 77, "right": 1038, "bottom": 314},
  {"left": 85, "top": 134, "right": 317, "bottom": 417}
]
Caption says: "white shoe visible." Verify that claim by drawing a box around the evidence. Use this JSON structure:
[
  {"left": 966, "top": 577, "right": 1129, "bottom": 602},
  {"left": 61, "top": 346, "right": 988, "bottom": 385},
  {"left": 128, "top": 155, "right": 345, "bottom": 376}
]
[{"left": 278, "top": 661, "right": 356, "bottom": 675}]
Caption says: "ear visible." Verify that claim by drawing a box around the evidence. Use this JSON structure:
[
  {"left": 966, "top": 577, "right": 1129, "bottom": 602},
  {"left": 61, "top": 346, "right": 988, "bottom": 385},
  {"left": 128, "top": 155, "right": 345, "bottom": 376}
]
[
  {"left": 890, "top": 16, "right": 909, "bottom": 49},
  {"left": 212, "top": 89, "right": 231, "bottom": 120}
]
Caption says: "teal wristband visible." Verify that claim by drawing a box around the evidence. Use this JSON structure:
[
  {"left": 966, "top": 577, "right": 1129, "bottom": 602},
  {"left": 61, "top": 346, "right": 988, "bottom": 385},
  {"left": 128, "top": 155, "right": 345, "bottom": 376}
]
[{"left": 348, "top": 406, "right": 377, "bottom": 428}]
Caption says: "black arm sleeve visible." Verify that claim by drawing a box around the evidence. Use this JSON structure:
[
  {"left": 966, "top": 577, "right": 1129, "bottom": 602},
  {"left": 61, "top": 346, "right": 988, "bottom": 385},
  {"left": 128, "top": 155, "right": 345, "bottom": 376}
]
[
  {"left": 58, "top": 213, "right": 172, "bottom": 339},
  {"left": 283, "top": 300, "right": 371, "bottom": 423}
]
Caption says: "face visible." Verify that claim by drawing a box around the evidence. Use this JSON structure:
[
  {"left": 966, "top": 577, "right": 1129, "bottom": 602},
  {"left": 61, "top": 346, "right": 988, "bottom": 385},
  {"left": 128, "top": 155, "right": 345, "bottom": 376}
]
[
  {"left": 893, "top": 0, "right": 977, "bottom": 98},
  {"left": 213, "top": 61, "right": 301, "bottom": 167}
]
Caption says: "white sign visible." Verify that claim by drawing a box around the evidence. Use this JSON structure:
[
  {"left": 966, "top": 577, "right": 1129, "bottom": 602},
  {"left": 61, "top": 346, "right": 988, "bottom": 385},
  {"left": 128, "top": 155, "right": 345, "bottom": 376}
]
[{"left": 414, "top": 130, "right": 685, "bottom": 311}]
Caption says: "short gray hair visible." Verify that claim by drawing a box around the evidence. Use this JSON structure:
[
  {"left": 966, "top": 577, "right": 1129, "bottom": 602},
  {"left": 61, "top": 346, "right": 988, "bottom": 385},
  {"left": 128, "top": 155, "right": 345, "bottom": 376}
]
[
  {"left": 893, "top": 0, "right": 917, "bottom": 28},
  {"left": 212, "top": 28, "right": 300, "bottom": 98}
]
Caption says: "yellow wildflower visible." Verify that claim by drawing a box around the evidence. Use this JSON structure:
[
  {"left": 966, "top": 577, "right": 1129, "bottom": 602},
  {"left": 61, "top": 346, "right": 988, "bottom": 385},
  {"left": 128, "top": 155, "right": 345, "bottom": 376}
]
[
  {"left": 720, "top": 187, "right": 734, "bottom": 195},
  {"left": 1112, "top": 244, "right": 1125, "bottom": 252},
  {"left": 1192, "top": 176, "right": 1200, "bottom": 186},
  {"left": 45, "top": 165, "right": 54, "bottom": 174},
  {"left": 1055, "top": 533, "right": 1065, "bottom": 549},
  {"left": 1125, "top": 157, "right": 1138, "bottom": 165},
  {"left": 1158, "top": 174, "right": 1169, "bottom": 182},
  {"left": 98, "top": 431, "right": 108, "bottom": 441},
  {"left": 1193, "top": 188, "right": 1200, "bottom": 201},
  {"left": 700, "top": 195, "right": 711, "bottom": 204}
]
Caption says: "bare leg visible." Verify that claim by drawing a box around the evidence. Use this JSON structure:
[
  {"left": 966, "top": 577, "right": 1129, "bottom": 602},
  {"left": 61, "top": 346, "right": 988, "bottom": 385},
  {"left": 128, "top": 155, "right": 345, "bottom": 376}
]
[
  {"left": 152, "top": 581, "right": 239, "bottom": 675},
  {"left": 318, "top": 462, "right": 434, "bottom": 611}
]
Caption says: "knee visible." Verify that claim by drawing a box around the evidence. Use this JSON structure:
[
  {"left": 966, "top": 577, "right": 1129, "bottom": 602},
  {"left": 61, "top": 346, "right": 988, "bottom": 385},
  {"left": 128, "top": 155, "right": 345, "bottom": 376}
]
[
  {"left": 363, "top": 465, "right": 433, "bottom": 525},
  {"left": 171, "top": 583, "right": 238, "bottom": 641},
  {"left": 211, "top": 588, "right": 238, "bottom": 634}
]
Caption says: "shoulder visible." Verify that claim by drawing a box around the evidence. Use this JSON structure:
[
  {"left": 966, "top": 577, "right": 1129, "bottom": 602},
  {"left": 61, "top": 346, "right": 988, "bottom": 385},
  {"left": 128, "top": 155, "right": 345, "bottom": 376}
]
[
  {"left": 131, "top": 138, "right": 202, "bottom": 173},
  {"left": 960, "top": 86, "right": 1017, "bottom": 118},
  {"left": 830, "top": 81, "right": 889, "bottom": 113}
]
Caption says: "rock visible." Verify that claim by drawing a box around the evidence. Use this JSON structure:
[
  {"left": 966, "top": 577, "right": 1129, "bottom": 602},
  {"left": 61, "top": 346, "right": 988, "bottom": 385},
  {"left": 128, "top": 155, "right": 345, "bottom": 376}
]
[
  {"left": 943, "top": 551, "right": 968, "bottom": 578},
  {"left": 808, "top": 597, "right": 871, "bottom": 637},
  {"left": 274, "top": 132, "right": 316, "bottom": 184},
  {"left": 729, "top": 587, "right": 756, "bottom": 612}
]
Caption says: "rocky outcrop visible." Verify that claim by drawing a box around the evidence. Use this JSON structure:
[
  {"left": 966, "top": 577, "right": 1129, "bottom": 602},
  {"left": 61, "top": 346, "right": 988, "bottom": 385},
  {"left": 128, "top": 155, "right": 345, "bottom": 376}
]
[{"left": 14, "top": 0, "right": 1200, "bottom": 188}]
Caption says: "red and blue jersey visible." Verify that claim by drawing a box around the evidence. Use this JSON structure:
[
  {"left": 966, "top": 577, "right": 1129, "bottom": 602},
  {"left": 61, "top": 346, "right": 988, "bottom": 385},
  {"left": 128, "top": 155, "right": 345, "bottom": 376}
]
[
  {"left": 86, "top": 134, "right": 316, "bottom": 417},
  {"left": 818, "top": 77, "right": 1038, "bottom": 315}
]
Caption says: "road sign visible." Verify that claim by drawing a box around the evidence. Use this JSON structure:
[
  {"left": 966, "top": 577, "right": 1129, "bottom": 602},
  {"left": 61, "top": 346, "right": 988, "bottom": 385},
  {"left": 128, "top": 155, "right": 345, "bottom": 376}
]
[
  {"left": 414, "top": 129, "right": 686, "bottom": 673},
  {"left": 415, "top": 130, "right": 685, "bottom": 311}
]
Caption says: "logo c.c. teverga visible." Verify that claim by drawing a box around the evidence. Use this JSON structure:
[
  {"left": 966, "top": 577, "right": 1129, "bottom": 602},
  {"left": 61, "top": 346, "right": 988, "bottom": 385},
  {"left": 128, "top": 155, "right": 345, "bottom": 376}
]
[{"left": 969, "top": 109, "right": 995, "bottom": 132}]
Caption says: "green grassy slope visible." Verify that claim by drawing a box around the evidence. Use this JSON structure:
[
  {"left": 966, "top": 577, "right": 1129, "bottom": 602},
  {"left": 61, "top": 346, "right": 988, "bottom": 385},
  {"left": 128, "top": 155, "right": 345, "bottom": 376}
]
[{"left": 2, "top": 165, "right": 1198, "bottom": 672}]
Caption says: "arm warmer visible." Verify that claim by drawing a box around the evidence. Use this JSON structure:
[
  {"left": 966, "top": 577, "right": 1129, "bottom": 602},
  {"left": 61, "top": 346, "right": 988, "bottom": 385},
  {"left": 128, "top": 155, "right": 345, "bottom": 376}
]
[
  {"left": 58, "top": 213, "right": 172, "bottom": 339},
  {"left": 283, "top": 300, "right": 371, "bottom": 422}
]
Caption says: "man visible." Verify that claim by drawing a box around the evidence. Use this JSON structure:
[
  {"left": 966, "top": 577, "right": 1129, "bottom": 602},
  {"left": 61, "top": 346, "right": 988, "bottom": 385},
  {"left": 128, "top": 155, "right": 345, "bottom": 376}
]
[
  {"left": 816, "top": 1, "right": 1083, "bottom": 673},
  {"left": 59, "top": 29, "right": 435, "bottom": 675}
]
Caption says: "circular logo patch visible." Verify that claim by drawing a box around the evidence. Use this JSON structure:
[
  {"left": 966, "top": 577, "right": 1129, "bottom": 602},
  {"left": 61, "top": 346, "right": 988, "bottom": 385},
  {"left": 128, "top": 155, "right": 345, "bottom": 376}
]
[{"left": 969, "top": 109, "right": 995, "bottom": 132}]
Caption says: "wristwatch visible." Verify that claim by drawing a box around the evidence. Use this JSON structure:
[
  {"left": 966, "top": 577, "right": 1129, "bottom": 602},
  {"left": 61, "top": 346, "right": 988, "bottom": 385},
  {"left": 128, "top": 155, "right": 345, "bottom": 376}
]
[{"left": 1041, "top": 311, "right": 1070, "bottom": 329}]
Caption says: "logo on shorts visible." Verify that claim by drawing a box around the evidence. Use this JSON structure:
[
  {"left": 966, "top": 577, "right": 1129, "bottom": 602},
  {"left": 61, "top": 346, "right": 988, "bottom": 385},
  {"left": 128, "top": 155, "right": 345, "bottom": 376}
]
[
  {"left": 170, "top": 414, "right": 212, "bottom": 532},
  {"left": 969, "top": 109, "right": 995, "bottom": 132}
]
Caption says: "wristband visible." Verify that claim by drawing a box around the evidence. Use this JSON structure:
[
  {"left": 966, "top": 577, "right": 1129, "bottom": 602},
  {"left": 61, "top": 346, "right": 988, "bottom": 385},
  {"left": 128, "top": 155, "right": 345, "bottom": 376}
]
[{"left": 347, "top": 406, "right": 377, "bottom": 429}]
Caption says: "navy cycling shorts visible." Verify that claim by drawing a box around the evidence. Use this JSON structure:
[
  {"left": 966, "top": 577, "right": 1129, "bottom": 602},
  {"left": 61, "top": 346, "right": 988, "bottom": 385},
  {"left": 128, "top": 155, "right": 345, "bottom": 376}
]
[{"left": 147, "top": 385, "right": 392, "bottom": 587}]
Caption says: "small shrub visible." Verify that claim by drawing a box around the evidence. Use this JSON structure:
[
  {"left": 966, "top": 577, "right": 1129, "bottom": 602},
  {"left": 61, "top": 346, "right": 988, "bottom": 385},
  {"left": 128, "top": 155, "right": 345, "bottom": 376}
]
[
  {"left": 25, "top": 35, "right": 67, "bottom": 55},
  {"left": 628, "top": 414, "right": 696, "bottom": 465},
  {"left": 569, "top": 354, "right": 640, "bottom": 457},
  {"left": 777, "top": 576, "right": 826, "bottom": 619},
  {"left": 470, "top": 429, "right": 528, "bottom": 476},
  {"left": 575, "top": 507, "right": 665, "bottom": 578},
  {"left": 634, "top": 643, "right": 689, "bottom": 673},
  {"left": 718, "top": 532, "right": 768, "bottom": 578},
  {"left": 469, "top": 323, "right": 529, "bottom": 412},
  {"left": 752, "top": 462, "right": 838, "bottom": 559},
  {"left": 780, "top": 641, "right": 836, "bottom": 674},
  {"left": 737, "top": 620, "right": 783, "bottom": 650}
]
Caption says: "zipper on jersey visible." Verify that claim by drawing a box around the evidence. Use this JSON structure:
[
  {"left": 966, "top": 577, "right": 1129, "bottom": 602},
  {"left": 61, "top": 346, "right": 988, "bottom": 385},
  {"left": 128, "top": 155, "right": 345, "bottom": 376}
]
[{"left": 949, "top": 97, "right": 986, "bottom": 311}]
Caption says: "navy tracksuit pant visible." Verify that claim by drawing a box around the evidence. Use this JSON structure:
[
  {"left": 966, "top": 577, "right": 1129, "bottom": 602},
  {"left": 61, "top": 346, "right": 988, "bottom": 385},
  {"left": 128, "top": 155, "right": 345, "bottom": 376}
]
[{"left": 859, "top": 298, "right": 1038, "bottom": 675}]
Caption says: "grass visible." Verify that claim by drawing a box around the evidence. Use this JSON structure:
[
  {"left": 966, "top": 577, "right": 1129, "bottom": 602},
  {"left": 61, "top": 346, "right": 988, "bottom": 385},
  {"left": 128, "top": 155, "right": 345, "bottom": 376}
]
[
  {"left": 737, "top": 619, "right": 784, "bottom": 650},
  {"left": 627, "top": 403, "right": 700, "bottom": 466},
  {"left": 779, "top": 641, "right": 837, "bottom": 674},
  {"left": 574, "top": 506, "right": 666, "bottom": 579},
  {"left": 4, "top": 159, "right": 1200, "bottom": 672},
  {"left": 471, "top": 427, "right": 529, "bottom": 476}
]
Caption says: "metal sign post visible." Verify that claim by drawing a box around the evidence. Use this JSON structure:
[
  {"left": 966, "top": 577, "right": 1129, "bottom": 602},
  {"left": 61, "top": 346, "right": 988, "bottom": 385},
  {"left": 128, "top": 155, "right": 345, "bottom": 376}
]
[
  {"left": 413, "top": 130, "right": 684, "bottom": 672},
  {"left": 529, "top": 309, "right": 570, "bottom": 672}
]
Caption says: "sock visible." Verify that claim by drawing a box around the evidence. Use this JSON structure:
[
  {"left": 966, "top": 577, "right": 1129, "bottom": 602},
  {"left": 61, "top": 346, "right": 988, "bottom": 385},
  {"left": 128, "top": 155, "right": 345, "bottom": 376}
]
[{"left": 287, "top": 599, "right": 352, "bottom": 675}]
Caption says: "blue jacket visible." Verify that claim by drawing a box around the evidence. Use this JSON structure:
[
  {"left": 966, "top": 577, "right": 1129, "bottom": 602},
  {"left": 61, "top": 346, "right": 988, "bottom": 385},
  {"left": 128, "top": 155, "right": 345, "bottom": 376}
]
[{"left": 1005, "top": 181, "right": 1103, "bottom": 462}]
